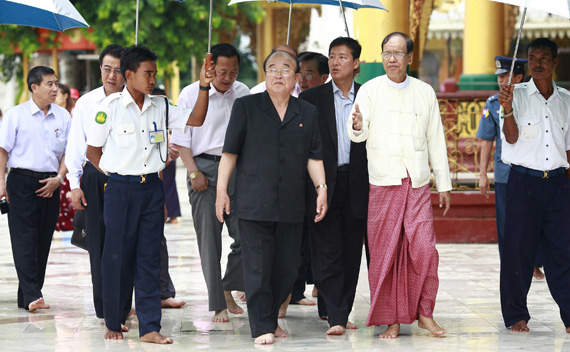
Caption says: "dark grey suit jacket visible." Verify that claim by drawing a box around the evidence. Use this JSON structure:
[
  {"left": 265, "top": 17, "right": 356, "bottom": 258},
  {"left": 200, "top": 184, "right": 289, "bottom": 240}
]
[{"left": 299, "top": 81, "right": 368, "bottom": 219}]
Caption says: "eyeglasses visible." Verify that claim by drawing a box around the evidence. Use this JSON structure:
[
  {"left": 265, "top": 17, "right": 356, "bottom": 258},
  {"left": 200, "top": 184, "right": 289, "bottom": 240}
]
[
  {"left": 101, "top": 67, "right": 122, "bottom": 75},
  {"left": 381, "top": 52, "right": 407, "bottom": 60},
  {"left": 266, "top": 68, "right": 295, "bottom": 77},
  {"left": 300, "top": 73, "right": 314, "bottom": 80}
]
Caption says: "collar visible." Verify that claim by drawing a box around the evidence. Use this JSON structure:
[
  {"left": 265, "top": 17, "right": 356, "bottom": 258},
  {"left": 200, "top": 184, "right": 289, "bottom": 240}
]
[
  {"left": 385, "top": 74, "right": 410, "bottom": 89},
  {"left": 526, "top": 78, "right": 559, "bottom": 100},
  {"left": 121, "top": 86, "right": 153, "bottom": 112},
  {"left": 331, "top": 79, "right": 355, "bottom": 98},
  {"left": 28, "top": 98, "right": 54, "bottom": 117},
  {"left": 210, "top": 82, "right": 236, "bottom": 97}
]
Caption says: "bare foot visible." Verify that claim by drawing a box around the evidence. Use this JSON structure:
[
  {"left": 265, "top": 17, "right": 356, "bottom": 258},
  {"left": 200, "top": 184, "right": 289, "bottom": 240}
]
[
  {"left": 533, "top": 267, "right": 545, "bottom": 280},
  {"left": 274, "top": 325, "right": 288, "bottom": 337},
  {"left": 166, "top": 217, "right": 178, "bottom": 224},
  {"left": 566, "top": 326, "right": 570, "bottom": 333},
  {"left": 326, "top": 325, "right": 345, "bottom": 335},
  {"left": 161, "top": 297, "right": 186, "bottom": 308},
  {"left": 379, "top": 323, "right": 400, "bottom": 338},
  {"left": 312, "top": 286, "right": 318, "bottom": 297},
  {"left": 121, "top": 324, "right": 129, "bottom": 332},
  {"left": 346, "top": 321, "right": 359, "bottom": 329},
  {"left": 212, "top": 309, "right": 230, "bottom": 322},
  {"left": 510, "top": 320, "right": 529, "bottom": 332},
  {"left": 105, "top": 327, "right": 124, "bottom": 340},
  {"left": 28, "top": 298, "right": 50, "bottom": 312},
  {"left": 234, "top": 291, "right": 246, "bottom": 302},
  {"left": 140, "top": 331, "right": 173, "bottom": 344},
  {"left": 224, "top": 291, "right": 244, "bottom": 314},
  {"left": 128, "top": 308, "right": 136, "bottom": 317},
  {"left": 278, "top": 294, "right": 291, "bottom": 318},
  {"left": 418, "top": 315, "right": 447, "bottom": 336},
  {"left": 292, "top": 297, "right": 316, "bottom": 306},
  {"left": 254, "top": 333, "right": 274, "bottom": 345}
]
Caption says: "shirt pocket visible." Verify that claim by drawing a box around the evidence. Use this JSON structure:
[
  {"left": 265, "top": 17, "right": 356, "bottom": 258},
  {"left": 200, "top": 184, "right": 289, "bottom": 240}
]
[
  {"left": 114, "top": 123, "right": 135, "bottom": 148},
  {"left": 412, "top": 114, "right": 429, "bottom": 151},
  {"left": 518, "top": 116, "right": 540, "bottom": 141}
]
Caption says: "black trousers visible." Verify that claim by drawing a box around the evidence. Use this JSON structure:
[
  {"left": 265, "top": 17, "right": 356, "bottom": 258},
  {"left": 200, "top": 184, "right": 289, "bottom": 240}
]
[
  {"left": 83, "top": 163, "right": 174, "bottom": 319},
  {"left": 239, "top": 219, "right": 302, "bottom": 337},
  {"left": 7, "top": 171, "right": 59, "bottom": 309},
  {"left": 291, "top": 218, "right": 313, "bottom": 302},
  {"left": 102, "top": 177, "right": 164, "bottom": 336},
  {"left": 309, "top": 170, "right": 365, "bottom": 327},
  {"left": 501, "top": 168, "right": 570, "bottom": 328}
]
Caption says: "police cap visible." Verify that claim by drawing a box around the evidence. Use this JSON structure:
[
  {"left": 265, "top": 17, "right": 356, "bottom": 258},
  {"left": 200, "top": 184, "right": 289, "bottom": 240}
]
[{"left": 495, "top": 56, "right": 527, "bottom": 76}]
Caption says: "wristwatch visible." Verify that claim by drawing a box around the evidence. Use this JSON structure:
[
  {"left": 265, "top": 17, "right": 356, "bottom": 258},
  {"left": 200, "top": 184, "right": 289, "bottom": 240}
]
[
  {"left": 199, "top": 85, "right": 211, "bottom": 91},
  {"left": 57, "top": 175, "right": 65, "bottom": 185},
  {"left": 189, "top": 170, "right": 200, "bottom": 180}
]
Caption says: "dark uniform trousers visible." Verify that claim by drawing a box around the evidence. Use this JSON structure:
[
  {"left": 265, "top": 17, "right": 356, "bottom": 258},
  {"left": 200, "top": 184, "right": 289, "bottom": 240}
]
[
  {"left": 239, "top": 219, "right": 302, "bottom": 337},
  {"left": 500, "top": 168, "right": 570, "bottom": 328},
  {"left": 102, "top": 176, "right": 164, "bottom": 336},
  {"left": 7, "top": 171, "right": 59, "bottom": 309},
  {"left": 84, "top": 162, "right": 175, "bottom": 319},
  {"left": 309, "top": 170, "right": 365, "bottom": 326}
]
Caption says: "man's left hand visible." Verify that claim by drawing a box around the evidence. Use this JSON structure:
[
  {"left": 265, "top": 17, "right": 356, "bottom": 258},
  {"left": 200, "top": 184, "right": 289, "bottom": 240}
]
[
  {"left": 199, "top": 58, "right": 216, "bottom": 87},
  {"left": 314, "top": 188, "right": 328, "bottom": 222},
  {"left": 36, "top": 177, "right": 61, "bottom": 198},
  {"left": 439, "top": 191, "right": 451, "bottom": 217}
]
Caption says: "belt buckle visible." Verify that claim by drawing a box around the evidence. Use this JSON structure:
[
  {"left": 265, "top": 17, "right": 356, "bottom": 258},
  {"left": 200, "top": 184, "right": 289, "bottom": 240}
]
[
  {"left": 140, "top": 175, "right": 146, "bottom": 184},
  {"left": 543, "top": 171, "right": 548, "bottom": 179}
]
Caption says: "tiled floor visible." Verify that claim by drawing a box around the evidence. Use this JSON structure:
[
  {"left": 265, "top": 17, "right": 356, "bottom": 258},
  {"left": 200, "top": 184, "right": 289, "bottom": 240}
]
[{"left": 0, "top": 164, "right": 569, "bottom": 351}]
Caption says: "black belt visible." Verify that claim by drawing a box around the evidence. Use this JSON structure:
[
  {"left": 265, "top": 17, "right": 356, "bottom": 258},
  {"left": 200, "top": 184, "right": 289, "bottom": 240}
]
[
  {"left": 337, "top": 164, "right": 349, "bottom": 172},
  {"left": 511, "top": 164, "right": 566, "bottom": 179},
  {"left": 196, "top": 154, "right": 222, "bottom": 162},
  {"left": 10, "top": 168, "right": 57, "bottom": 179},
  {"left": 109, "top": 173, "right": 159, "bottom": 183}
]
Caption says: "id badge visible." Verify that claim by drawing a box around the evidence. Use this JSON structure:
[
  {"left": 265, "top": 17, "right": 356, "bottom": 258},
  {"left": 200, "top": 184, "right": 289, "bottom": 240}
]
[{"left": 149, "top": 130, "right": 165, "bottom": 144}]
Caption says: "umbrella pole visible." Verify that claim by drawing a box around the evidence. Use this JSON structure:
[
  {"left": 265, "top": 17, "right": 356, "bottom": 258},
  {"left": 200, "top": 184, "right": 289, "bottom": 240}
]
[
  {"left": 135, "top": 0, "right": 139, "bottom": 45},
  {"left": 206, "top": 0, "right": 213, "bottom": 72},
  {"left": 287, "top": 1, "right": 292, "bottom": 45},
  {"left": 338, "top": 0, "right": 349, "bottom": 37},
  {"left": 508, "top": 7, "right": 527, "bottom": 85}
]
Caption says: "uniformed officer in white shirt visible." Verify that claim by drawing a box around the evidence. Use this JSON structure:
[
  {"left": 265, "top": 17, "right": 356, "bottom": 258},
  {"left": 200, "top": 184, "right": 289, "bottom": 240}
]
[
  {"left": 499, "top": 37, "right": 570, "bottom": 334},
  {"left": 86, "top": 45, "right": 214, "bottom": 344},
  {"left": 66, "top": 44, "right": 130, "bottom": 321},
  {"left": 0, "top": 66, "right": 71, "bottom": 312},
  {"left": 172, "top": 43, "right": 249, "bottom": 323}
]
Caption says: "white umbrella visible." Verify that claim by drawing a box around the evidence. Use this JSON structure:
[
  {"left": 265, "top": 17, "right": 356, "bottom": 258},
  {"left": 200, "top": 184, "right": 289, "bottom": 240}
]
[
  {"left": 0, "top": 0, "right": 89, "bottom": 32},
  {"left": 490, "top": 0, "right": 570, "bottom": 84},
  {"left": 228, "top": 0, "right": 387, "bottom": 44}
]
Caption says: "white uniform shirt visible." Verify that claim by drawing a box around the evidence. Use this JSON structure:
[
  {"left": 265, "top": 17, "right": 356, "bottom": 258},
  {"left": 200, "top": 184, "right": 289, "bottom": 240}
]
[
  {"left": 170, "top": 80, "right": 249, "bottom": 156},
  {"left": 0, "top": 99, "right": 71, "bottom": 172},
  {"left": 87, "top": 87, "right": 192, "bottom": 175},
  {"left": 65, "top": 86, "right": 107, "bottom": 189},
  {"left": 250, "top": 80, "right": 301, "bottom": 97},
  {"left": 500, "top": 78, "right": 570, "bottom": 171},
  {"left": 347, "top": 75, "right": 452, "bottom": 192}
]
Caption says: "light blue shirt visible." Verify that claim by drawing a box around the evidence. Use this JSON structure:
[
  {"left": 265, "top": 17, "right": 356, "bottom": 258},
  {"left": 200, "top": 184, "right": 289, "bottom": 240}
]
[{"left": 332, "top": 80, "right": 354, "bottom": 166}]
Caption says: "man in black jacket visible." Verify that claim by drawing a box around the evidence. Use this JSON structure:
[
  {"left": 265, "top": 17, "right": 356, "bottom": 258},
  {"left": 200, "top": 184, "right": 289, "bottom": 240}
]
[{"left": 299, "top": 37, "right": 368, "bottom": 335}]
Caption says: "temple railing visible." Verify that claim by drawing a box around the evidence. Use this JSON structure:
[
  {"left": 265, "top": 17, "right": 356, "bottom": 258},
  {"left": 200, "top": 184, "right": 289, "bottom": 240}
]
[{"left": 435, "top": 91, "right": 498, "bottom": 191}]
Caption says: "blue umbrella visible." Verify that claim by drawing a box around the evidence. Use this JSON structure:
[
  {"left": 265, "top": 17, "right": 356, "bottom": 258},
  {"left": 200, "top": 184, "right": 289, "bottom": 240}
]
[
  {"left": 0, "top": 0, "right": 89, "bottom": 32},
  {"left": 228, "top": 0, "right": 387, "bottom": 43}
]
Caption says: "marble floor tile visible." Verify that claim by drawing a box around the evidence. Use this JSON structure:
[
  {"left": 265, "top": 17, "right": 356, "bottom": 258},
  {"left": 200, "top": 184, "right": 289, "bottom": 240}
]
[{"left": 0, "top": 164, "right": 569, "bottom": 351}]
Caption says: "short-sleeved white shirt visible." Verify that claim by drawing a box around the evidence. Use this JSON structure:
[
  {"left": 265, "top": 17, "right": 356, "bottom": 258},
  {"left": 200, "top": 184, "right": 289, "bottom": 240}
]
[
  {"left": 87, "top": 87, "right": 192, "bottom": 175},
  {"left": 501, "top": 78, "right": 570, "bottom": 171},
  {"left": 0, "top": 98, "right": 71, "bottom": 172},
  {"left": 65, "top": 86, "right": 108, "bottom": 189}
]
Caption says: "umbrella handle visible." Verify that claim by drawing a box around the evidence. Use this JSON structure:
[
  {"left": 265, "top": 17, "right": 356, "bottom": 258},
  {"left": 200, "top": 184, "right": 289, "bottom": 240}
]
[{"left": 206, "top": 53, "right": 213, "bottom": 73}]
